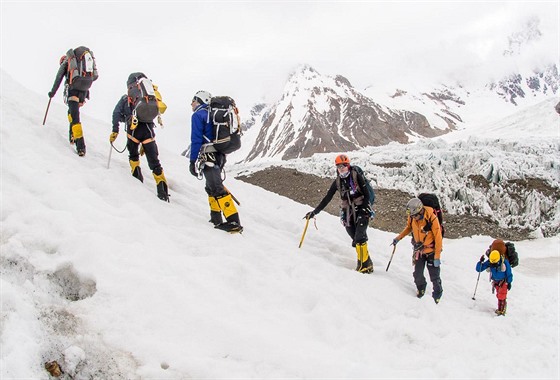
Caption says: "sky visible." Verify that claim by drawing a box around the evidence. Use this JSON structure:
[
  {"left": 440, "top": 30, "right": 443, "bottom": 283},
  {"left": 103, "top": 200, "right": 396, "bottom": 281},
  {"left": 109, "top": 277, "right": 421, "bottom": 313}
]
[
  {"left": 1, "top": 1, "right": 559, "bottom": 153},
  {"left": 1, "top": 67, "right": 559, "bottom": 379}
]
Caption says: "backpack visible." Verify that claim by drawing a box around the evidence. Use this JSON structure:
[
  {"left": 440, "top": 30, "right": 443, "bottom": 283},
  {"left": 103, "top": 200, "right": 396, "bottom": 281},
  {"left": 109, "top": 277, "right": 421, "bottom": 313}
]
[
  {"left": 336, "top": 165, "right": 376, "bottom": 207},
  {"left": 66, "top": 46, "right": 98, "bottom": 92},
  {"left": 127, "top": 72, "right": 160, "bottom": 123},
  {"left": 208, "top": 96, "right": 241, "bottom": 154},
  {"left": 418, "top": 193, "right": 445, "bottom": 237},
  {"left": 504, "top": 242, "right": 519, "bottom": 268},
  {"left": 485, "top": 241, "right": 519, "bottom": 268}
]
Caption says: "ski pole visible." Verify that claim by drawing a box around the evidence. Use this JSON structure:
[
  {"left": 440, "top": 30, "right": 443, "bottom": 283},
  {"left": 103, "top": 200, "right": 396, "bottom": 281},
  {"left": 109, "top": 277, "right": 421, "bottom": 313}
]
[
  {"left": 298, "top": 217, "right": 311, "bottom": 248},
  {"left": 107, "top": 143, "right": 113, "bottom": 169},
  {"left": 472, "top": 270, "right": 482, "bottom": 300},
  {"left": 386, "top": 244, "right": 397, "bottom": 271},
  {"left": 42, "top": 98, "right": 52, "bottom": 126}
]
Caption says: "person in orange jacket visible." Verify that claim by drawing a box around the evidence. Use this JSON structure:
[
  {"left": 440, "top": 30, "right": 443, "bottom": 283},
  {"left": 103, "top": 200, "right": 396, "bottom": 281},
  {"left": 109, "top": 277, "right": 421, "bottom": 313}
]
[{"left": 392, "top": 197, "right": 443, "bottom": 303}]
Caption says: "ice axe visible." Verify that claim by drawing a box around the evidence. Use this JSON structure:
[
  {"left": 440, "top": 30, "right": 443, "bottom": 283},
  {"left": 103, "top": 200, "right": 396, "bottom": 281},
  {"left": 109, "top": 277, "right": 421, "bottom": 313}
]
[
  {"left": 298, "top": 215, "right": 317, "bottom": 248},
  {"left": 42, "top": 98, "right": 52, "bottom": 126},
  {"left": 386, "top": 244, "right": 397, "bottom": 271}
]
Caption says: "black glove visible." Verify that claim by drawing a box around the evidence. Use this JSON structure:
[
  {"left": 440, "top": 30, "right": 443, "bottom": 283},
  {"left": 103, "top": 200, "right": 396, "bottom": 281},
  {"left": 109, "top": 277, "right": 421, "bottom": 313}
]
[
  {"left": 507, "top": 283, "right": 512, "bottom": 290},
  {"left": 479, "top": 255, "right": 485, "bottom": 263},
  {"left": 48, "top": 91, "right": 55, "bottom": 98},
  {"left": 304, "top": 211, "right": 316, "bottom": 220},
  {"left": 392, "top": 238, "right": 400, "bottom": 246},
  {"left": 189, "top": 161, "right": 197, "bottom": 177}
]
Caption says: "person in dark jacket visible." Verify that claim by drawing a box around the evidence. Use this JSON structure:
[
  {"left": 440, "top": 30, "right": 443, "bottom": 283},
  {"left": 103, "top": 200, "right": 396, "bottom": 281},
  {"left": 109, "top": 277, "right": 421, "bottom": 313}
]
[
  {"left": 189, "top": 90, "right": 242, "bottom": 233},
  {"left": 476, "top": 239, "right": 513, "bottom": 316},
  {"left": 392, "top": 197, "right": 444, "bottom": 303},
  {"left": 111, "top": 84, "right": 169, "bottom": 202},
  {"left": 48, "top": 47, "right": 98, "bottom": 157},
  {"left": 304, "top": 154, "right": 374, "bottom": 273}
]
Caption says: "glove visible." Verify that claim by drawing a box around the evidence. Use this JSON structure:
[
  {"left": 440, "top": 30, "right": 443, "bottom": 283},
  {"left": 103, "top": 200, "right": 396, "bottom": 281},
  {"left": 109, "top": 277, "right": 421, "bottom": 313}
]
[
  {"left": 507, "top": 283, "right": 512, "bottom": 290},
  {"left": 479, "top": 255, "right": 485, "bottom": 263},
  {"left": 433, "top": 259, "right": 441, "bottom": 267},
  {"left": 48, "top": 91, "right": 55, "bottom": 98},
  {"left": 392, "top": 238, "right": 400, "bottom": 246},
  {"left": 304, "top": 211, "right": 316, "bottom": 220},
  {"left": 109, "top": 132, "right": 118, "bottom": 143},
  {"left": 189, "top": 161, "right": 197, "bottom": 177}
]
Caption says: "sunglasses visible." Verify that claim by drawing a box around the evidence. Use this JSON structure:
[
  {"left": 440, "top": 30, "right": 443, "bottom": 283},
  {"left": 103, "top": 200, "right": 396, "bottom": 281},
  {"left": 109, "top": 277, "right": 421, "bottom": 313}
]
[{"left": 336, "top": 164, "right": 348, "bottom": 169}]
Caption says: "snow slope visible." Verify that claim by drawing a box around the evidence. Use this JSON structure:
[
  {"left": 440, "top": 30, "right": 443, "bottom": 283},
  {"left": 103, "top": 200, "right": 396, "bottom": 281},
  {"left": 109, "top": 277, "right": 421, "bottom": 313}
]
[{"left": 1, "top": 71, "right": 559, "bottom": 378}]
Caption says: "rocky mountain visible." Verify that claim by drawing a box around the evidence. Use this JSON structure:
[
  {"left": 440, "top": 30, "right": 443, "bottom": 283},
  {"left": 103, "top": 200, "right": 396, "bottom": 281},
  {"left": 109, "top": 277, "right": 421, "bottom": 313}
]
[
  {"left": 363, "top": 17, "right": 559, "bottom": 132},
  {"left": 244, "top": 65, "right": 453, "bottom": 161}
]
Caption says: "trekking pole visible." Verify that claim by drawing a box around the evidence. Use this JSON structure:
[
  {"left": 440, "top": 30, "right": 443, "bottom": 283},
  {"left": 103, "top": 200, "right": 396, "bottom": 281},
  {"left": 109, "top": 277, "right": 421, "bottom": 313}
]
[
  {"left": 107, "top": 143, "right": 113, "bottom": 169},
  {"left": 386, "top": 244, "right": 397, "bottom": 271},
  {"left": 42, "top": 98, "right": 52, "bottom": 126},
  {"left": 472, "top": 271, "right": 482, "bottom": 300},
  {"left": 298, "top": 217, "right": 311, "bottom": 248}
]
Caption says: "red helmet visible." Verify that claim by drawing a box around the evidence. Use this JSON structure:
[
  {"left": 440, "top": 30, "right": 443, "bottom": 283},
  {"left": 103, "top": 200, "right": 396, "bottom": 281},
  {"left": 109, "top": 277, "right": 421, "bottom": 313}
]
[{"left": 335, "top": 154, "right": 350, "bottom": 166}]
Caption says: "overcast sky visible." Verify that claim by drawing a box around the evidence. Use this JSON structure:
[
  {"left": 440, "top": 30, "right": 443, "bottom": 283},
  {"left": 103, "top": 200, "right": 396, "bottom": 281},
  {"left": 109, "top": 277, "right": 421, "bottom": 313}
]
[{"left": 1, "top": 1, "right": 558, "bottom": 152}]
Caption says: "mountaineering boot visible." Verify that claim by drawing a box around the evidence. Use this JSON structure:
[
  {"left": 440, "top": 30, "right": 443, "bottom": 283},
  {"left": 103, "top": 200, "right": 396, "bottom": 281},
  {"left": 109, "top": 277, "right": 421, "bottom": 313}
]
[
  {"left": 433, "top": 290, "right": 443, "bottom": 304},
  {"left": 214, "top": 221, "right": 243, "bottom": 233},
  {"left": 215, "top": 194, "right": 243, "bottom": 232},
  {"left": 72, "top": 123, "right": 86, "bottom": 156},
  {"left": 208, "top": 196, "right": 224, "bottom": 226},
  {"left": 129, "top": 160, "right": 144, "bottom": 182},
  {"left": 153, "top": 170, "right": 169, "bottom": 202},
  {"left": 416, "top": 288, "right": 426, "bottom": 299},
  {"left": 355, "top": 242, "right": 373, "bottom": 273},
  {"left": 495, "top": 300, "right": 507, "bottom": 316}
]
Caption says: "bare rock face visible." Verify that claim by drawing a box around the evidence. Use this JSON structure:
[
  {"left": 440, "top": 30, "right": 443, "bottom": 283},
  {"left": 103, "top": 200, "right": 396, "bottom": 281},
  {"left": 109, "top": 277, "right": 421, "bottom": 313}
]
[{"left": 245, "top": 65, "right": 452, "bottom": 161}]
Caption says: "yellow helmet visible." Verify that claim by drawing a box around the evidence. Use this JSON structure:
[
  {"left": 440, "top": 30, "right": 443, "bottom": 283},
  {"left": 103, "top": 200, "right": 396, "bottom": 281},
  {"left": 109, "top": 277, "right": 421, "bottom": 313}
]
[{"left": 489, "top": 250, "right": 501, "bottom": 264}]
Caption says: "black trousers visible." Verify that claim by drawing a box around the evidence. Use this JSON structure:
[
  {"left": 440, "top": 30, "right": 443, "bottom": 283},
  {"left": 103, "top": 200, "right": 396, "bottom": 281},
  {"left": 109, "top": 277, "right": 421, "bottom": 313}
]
[
  {"left": 344, "top": 211, "right": 369, "bottom": 247},
  {"left": 202, "top": 153, "right": 227, "bottom": 198},
  {"left": 127, "top": 123, "right": 162, "bottom": 175},
  {"left": 67, "top": 89, "right": 87, "bottom": 152},
  {"left": 413, "top": 252, "right": 443, "bottom": 298}
]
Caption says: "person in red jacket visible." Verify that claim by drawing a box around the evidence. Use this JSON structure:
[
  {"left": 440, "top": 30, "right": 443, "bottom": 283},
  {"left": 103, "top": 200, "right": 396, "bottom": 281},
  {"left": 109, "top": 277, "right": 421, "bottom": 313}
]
[{"left": 392, "top": 198, "right": 443, "bottom": 303}]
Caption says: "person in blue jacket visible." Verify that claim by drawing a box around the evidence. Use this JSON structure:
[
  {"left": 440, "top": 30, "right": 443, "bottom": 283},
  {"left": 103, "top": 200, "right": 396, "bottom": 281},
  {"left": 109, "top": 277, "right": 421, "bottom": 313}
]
[
  {"left": 188, "top": 90, "right": 242, "bottom": 233},
  {"left": 476, "top": 248, "right": 513, "bottom": 316}
]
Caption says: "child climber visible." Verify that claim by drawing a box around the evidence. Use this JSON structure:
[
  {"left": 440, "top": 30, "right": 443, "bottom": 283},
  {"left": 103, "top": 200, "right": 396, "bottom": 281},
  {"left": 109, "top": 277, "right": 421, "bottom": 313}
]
[{"left": 476, "top": 239, "right": 513, "bottom": 316}]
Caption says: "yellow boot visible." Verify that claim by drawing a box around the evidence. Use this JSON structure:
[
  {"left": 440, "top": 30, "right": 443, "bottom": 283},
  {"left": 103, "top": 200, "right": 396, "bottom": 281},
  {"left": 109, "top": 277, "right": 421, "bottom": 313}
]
[
  {"left": 71, "top": 123, "right": 86, "bottom": 156},
  {"left": 356, "top": 242, "right": 373, "bottom": 273},
  {"left": 129, "top": 160, "right": 143, "bottom": 182},
  {"left": 153, "top": 170, "right": 169, "bottom": 202},
  {"left": 208, "top": 196, "right": 223, "bottom": 225},
  {"left": 215, "top": 194, "right": 242, "bottom": 232}
]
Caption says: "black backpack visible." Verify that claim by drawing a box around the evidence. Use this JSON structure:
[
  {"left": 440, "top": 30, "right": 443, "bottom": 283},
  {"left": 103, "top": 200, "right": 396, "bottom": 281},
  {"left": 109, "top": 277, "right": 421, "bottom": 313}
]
[
  {"left": 505, "top": 242, "right": 519, "bottom": 268},
  {"left": 66, "top": 46, "right": 98, "bottom": 92},
  {"left": 336, "top": 165, "right": 376, "bottom": 207},
  {"left": 418, "top": 193, "right": 445, "bottom": 237},
  {"left": 208, "top": 96, "right": 242, "bottom": 154},
  {"left": 127, "top": 72, "right": 159, "bottom": 123}
]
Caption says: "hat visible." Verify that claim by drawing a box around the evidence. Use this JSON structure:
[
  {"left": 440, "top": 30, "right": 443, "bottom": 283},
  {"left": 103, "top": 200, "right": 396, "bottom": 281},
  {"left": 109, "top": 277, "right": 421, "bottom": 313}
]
[
  {"left": 490, "top": 239, "right": 507, "bottom": 256},
  {"left": 489, "top": 250, "right": 501, "bottom": 264},
  {"left": 193, "top": 90, "right": 211, "bottom": 105}
]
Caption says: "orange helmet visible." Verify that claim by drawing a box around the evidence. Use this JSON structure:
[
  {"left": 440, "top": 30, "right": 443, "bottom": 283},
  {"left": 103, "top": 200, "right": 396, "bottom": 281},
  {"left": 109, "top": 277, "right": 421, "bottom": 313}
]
[{"left": 335, "top": 154, "right": 350, "bottom": 166}]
